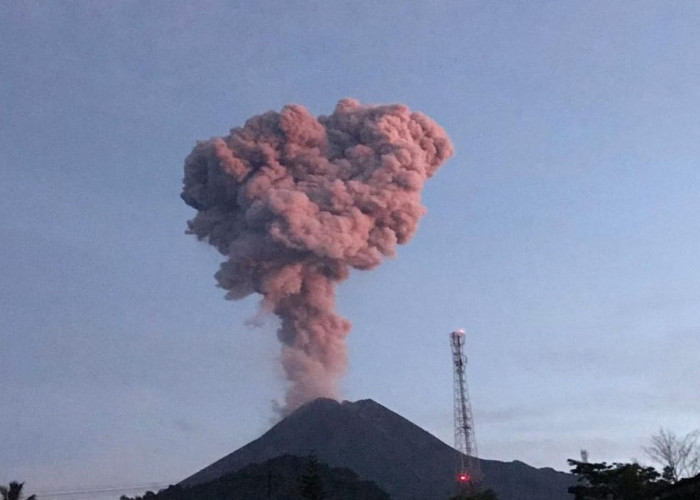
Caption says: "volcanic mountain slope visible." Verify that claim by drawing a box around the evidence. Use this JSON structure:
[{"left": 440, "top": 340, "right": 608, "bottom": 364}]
[
  {"left": 126, "top": 454, "right": 390, "bottom": 500},
  {"left": 181, "top": 398, "right": 573, "bottom": 500}
]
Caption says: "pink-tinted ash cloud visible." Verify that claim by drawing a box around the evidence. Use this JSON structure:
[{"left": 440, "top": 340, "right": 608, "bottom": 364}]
[{"left": 182, "top": 98, "right": 453, "bottom": 414}]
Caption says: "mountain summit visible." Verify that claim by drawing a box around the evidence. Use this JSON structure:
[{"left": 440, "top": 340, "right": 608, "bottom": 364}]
[{"left": 181, "top": 398, "right": 572, "bottom": 499}]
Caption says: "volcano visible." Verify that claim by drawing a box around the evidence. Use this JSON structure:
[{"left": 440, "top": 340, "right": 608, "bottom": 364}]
[{"left": 180, "top": 398, "right": 573, "bottom": 499}]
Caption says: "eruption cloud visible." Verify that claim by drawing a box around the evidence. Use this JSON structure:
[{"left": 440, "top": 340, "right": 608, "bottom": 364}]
[{"left": 182, "top": 99, "right": 453, "bottom": 414}]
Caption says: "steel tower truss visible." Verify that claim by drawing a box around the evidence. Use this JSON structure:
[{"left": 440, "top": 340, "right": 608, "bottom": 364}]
[{"left": 451, "top": 329, "right": 481, "bottom": 488}]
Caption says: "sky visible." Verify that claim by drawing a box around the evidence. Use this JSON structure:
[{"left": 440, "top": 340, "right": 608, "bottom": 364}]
[{"left": 2, "top": 1, "right": 700, "bottom": 498}]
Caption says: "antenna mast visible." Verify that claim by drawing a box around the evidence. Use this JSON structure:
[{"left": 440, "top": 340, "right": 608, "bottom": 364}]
[{"left": 451, "top": 329, "right": 481, "bottom": 490}]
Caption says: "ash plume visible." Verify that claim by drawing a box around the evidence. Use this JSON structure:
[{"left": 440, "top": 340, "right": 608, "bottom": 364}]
[{"left": 182, "top": 99, "right": 453, "bottom": 414}]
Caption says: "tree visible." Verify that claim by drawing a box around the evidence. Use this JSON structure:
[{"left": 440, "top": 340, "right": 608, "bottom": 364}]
[
  {"left": 299, "top": 452, "right": 325, "bottom": 500},
  {"left": 450, "top": 488, "right": 499, "bottom": 500},
  {"left": 567, "top": 459, "right": 667, "bottom": 500},
  {"left": 0, "top": 482, "right": 36, "bottom": 500},
  {"left": 644, "top": 428, "right": 700, "bottom": 483}
]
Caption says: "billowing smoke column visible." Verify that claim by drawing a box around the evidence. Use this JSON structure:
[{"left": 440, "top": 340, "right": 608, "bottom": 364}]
[{"left": 182, "top": 99, "right": 453, "bottom": 414}]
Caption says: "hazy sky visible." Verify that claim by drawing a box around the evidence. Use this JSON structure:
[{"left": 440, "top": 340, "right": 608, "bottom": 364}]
[{"left": 2, "top": 1, "right": 700, "bottom": 498}]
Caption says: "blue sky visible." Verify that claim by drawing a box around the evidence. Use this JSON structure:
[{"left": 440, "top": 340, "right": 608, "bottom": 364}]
[{"left": 2, "top": 1, "right": 700, "bottom": 497}]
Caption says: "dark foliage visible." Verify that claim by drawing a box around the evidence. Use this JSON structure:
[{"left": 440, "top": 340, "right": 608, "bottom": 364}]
[
  {"left": 654, "top": 472, "right": 700, "bottom": 499},
  {"left": 449, "top": 487, "right": 499, "bottom": 499},
  {"left": 121, "top": 454, "right": 390, "bottom": 500},
  {"left": 567, "top": 459, "right": 669, "bottom": 499},
  {"left": 0, "top": 482, "right": 36, "bottom": 500},
  {"left": 299, "top": 453, "right": 325, "bottom": 500}
]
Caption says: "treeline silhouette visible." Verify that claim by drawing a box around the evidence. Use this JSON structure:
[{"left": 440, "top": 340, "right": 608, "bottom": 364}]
[{"left": 119, "top": 454, "right": 390, "bottom": 500}]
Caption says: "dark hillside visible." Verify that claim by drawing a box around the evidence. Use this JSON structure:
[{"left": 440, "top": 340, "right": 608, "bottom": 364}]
[
  {"left": 181, "top": 398, "right": 574, "bottom": 500},
  {"left": 124, "top": 454, "right": 389, "bottom": 500}
]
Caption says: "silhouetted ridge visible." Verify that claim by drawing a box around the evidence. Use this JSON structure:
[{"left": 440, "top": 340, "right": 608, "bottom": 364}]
[
  {"left": 181, "top": 398, "right": 574, "bottom": 500},
  {"left": 125, "top": 454, "right": 390, "bottom": 499}
]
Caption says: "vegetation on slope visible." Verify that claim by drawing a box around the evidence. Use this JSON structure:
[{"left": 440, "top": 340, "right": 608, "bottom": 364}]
[{"left": 121, "top": 453, "right": 390, "bottom": 500}]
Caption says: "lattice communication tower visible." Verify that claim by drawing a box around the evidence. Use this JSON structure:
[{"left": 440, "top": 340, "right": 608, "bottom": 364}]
[{"left": 451, "top": 329, "right": 481, "bottom": 489}]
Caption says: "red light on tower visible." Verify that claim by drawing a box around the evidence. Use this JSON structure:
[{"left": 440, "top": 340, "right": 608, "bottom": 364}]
[{"left": 458, "top": 473, "right": 470, "bottom": 483}]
